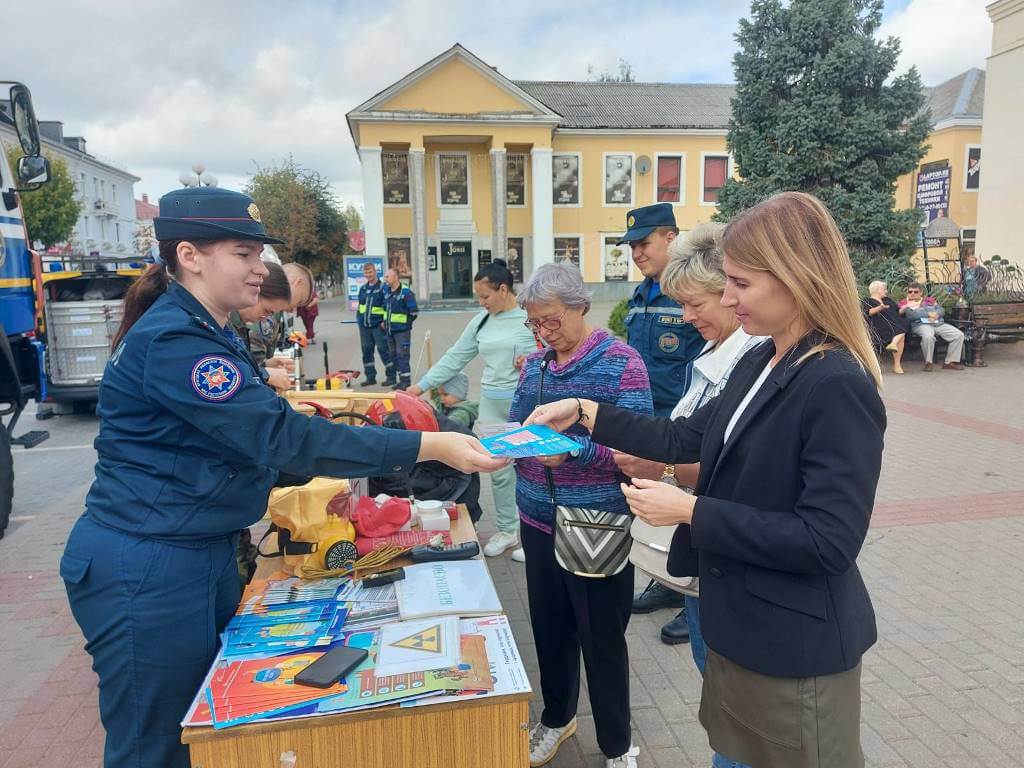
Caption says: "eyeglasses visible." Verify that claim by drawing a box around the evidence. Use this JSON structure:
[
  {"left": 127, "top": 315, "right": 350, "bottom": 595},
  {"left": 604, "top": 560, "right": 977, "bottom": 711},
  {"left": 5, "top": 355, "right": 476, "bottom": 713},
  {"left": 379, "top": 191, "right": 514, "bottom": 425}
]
[
  {"left": 524, "top": 311, "right": 567, "bottom": 332},
  {"left": 906, "top": 289, "right": 921, "bottom": 295}
]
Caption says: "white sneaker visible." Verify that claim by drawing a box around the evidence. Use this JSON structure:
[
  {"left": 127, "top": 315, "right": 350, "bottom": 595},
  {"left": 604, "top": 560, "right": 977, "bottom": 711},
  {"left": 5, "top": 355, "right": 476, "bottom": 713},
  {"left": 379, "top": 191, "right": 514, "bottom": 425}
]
[
  {"left": 511, "top": 547, "right": 526, "bottom": 563},
  {"left": 606, "top": 744, "right": 639, "bottom": 768},
  {"left": 528, "top": 718, "right": 577, "bottom": 767},
  {"left": 483, "top": 531, "right": 519, "bottom": 557}
]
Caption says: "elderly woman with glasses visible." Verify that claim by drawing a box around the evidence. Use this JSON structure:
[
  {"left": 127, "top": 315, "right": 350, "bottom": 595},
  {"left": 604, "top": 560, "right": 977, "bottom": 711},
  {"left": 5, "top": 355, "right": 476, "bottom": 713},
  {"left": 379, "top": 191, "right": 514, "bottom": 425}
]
[{"left": 509, "top": 264, "right": 653, "bottom": 768}]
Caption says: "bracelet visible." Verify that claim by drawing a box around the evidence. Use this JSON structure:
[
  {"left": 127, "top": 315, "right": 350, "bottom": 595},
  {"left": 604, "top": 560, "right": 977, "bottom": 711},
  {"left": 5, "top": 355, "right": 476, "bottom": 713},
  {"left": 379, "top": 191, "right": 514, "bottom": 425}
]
[{"left": 574, "top": 398, "right": 587, "bottom": 426}]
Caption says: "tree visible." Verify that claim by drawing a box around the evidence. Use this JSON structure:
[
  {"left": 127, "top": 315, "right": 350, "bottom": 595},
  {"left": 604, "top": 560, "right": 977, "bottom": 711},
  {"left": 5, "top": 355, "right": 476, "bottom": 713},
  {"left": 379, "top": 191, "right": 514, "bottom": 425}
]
[
  {"left": 244, "top": 156, "right": 347, "bottom": 275},
  {"left": 716, "top": 0, "right": 930, "bottom": 287},
  {"left": 339, "top": 202, "right": 363, "bottom": 254},
  {"left": 587, "top": 59, "right": 636, "bottom": 83},
  {"left": 4, "top": 147, "right": 81, "bottom": 248}
]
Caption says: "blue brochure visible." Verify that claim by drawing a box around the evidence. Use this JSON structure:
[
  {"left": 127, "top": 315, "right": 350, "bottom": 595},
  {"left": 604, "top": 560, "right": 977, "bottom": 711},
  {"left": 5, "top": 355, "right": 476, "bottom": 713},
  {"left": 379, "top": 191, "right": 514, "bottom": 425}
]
[{"left": 481, "top": 424, "right": 581, "bottom": 458}]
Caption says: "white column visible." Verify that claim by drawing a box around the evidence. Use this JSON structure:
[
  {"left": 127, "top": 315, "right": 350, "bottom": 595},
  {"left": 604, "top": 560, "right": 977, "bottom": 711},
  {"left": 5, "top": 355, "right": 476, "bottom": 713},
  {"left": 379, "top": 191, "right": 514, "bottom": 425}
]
[
  {"left": 490, "top": 148, "right": 508, "bottom": 263},
  {"left": 530, "top": 147, "right": 554, "bottom": 268},
  {"left": 359, "top": 146, "right": 385, "bottom": 257},
  {"left": 408, "top": 148, "right": 428, "bottom": 300}
]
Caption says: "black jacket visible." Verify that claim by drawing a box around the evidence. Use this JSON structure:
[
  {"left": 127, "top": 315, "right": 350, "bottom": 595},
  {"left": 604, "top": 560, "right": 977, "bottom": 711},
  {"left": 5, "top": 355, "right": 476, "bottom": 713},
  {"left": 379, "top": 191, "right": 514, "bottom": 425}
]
[{"left": 593, "top": 335, "right": 885, "bottom": 678}]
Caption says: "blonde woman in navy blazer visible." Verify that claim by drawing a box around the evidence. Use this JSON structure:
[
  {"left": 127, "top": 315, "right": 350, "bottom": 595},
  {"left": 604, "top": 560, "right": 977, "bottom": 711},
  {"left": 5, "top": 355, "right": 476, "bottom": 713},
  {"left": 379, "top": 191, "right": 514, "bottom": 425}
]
[{"left": 528, "top": 192, "right": 885, "bottom": 768}]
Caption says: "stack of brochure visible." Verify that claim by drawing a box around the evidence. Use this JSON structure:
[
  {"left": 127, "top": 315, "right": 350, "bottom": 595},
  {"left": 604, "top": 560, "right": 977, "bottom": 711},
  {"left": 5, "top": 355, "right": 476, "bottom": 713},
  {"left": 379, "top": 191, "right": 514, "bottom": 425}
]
[{"left": 396, "top": 561, "right": 502, "bottom": 620}]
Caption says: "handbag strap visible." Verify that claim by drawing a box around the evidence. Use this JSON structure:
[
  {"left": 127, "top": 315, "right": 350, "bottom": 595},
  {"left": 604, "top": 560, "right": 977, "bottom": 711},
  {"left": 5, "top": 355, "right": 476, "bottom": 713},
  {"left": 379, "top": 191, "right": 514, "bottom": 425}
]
[{"left": 538, "top": 349, "right": 558, "bottom": 507}]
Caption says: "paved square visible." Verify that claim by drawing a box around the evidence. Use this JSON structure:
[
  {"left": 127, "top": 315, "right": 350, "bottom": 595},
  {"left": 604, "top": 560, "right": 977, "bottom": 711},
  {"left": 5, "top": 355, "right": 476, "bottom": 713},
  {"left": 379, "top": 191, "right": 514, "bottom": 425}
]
[{"left": 3, "top": 300, "right": 1023, "bottom": 767}]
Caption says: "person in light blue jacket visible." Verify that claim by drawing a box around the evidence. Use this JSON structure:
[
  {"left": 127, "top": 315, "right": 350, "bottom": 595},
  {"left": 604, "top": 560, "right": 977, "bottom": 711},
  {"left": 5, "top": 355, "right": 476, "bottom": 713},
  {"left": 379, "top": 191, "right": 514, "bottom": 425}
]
[{"left": 407, "top": 259, "right": 539, "bottom": 557}]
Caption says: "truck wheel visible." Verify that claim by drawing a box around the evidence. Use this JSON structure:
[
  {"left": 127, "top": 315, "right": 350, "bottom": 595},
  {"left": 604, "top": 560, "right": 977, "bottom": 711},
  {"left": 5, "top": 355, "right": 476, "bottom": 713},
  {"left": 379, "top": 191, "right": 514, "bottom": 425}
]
[{"left": 0, "top": 427, "right": 12, "bottom": 540}]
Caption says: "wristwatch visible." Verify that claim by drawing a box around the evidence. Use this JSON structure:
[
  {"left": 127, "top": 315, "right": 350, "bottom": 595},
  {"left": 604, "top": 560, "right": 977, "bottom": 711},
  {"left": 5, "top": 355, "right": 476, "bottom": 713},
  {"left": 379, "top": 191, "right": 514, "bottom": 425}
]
[{"left": 660, "top": 464, "right": 679, "bottom": 486}]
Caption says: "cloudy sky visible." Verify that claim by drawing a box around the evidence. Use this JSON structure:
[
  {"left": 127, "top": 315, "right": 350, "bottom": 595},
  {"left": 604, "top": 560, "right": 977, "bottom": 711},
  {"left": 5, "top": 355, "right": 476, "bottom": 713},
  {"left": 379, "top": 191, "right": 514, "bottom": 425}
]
[{"left": 7, "top": 0, "right": 992, "bottom": 214}]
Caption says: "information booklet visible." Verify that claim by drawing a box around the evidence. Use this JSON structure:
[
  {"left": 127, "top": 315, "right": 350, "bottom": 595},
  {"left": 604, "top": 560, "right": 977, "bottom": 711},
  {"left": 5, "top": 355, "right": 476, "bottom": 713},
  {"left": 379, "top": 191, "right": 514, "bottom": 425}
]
[
  {"left": 480, "top": 424, "right": 580, "bottom": 459},
  {"left": 396, "top": 561, "right": 502, "bottom": 620}
]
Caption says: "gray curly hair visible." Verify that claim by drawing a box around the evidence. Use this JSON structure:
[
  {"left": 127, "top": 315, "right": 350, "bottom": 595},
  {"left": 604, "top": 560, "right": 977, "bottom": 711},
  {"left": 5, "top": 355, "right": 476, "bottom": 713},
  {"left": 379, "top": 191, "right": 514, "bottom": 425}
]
[
  {"left": 661, "top": 221, "right": 728, "bottom": 298},
  {"left": 517, "top": 263, "right": 592, "bottom": 313}
]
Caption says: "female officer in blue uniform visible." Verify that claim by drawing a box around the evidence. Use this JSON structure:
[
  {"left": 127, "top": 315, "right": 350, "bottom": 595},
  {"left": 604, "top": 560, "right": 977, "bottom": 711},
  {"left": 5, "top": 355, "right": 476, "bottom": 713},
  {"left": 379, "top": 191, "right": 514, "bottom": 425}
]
[{"left": 59, "top": 186, "right": 506, "bottom": 768}]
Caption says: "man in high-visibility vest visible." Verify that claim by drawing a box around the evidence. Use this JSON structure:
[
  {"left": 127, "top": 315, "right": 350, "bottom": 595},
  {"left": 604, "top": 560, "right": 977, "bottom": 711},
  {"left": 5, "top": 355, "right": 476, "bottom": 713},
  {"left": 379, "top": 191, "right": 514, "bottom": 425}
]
[
  {"left": 382, "top": 268, "right": 419, "bottom": 390},
  {"left": 356, "top": 262, "right": 395, "bottom": 387}
]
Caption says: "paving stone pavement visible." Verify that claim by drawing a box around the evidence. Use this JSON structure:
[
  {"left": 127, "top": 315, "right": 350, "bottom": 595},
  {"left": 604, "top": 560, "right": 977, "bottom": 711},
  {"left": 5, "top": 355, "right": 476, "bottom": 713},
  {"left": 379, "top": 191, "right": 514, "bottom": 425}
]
[{"left": 2, "top": 298, "right": 1023, "bottom": 767}]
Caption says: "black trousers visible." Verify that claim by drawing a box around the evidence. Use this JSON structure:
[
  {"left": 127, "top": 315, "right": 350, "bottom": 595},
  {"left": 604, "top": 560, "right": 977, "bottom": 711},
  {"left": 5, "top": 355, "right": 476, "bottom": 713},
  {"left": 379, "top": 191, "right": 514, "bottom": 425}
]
[{"left": 521, "top": 521, "right": 634, "bottom": 758}]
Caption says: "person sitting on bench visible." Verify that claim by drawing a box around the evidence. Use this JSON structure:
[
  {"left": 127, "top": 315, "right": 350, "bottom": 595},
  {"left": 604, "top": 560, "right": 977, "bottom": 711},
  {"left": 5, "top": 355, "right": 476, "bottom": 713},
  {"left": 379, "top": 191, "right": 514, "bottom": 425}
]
[{"left": 898, "top": 282, "right": 965, "bottom": 371}]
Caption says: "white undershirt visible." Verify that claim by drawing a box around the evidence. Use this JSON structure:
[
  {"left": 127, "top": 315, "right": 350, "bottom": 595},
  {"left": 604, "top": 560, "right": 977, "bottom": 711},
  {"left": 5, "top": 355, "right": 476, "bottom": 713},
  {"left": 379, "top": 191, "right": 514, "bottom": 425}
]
[{"left": 723, "top": 362, "right": 773, "bottom": 442}]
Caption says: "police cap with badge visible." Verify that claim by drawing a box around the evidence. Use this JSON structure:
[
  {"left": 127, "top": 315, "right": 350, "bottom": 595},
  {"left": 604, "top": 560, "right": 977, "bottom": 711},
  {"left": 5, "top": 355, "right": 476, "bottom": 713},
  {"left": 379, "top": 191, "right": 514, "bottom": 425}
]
[
  {"left": 617, "top": 202, "right": 677, "bottom": 245},
  {"left": 154, "top": 186, "right": 285, "bottom": 244}
]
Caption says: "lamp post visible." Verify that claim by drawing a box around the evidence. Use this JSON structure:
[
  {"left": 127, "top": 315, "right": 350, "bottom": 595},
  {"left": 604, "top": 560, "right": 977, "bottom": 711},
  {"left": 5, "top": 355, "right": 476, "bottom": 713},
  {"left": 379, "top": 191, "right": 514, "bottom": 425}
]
[
  {"left": 178, "top": 163, "right": 218, "bottom": 188},
  {"left": 920, "top": 214, "right": 963, "bottom": 295}
]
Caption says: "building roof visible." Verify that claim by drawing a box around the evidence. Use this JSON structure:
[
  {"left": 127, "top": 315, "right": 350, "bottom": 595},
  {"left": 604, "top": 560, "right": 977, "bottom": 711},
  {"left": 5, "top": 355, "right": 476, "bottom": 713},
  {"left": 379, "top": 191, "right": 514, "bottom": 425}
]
[
  {"left": 135, "top": 194, "right": 159, "bottom": 221},
  {"left": 922, "top": 68, "right": 985, "bottom": 127},
  {"left": 513, "top": 81, "right": 735, "bottom": 130}
]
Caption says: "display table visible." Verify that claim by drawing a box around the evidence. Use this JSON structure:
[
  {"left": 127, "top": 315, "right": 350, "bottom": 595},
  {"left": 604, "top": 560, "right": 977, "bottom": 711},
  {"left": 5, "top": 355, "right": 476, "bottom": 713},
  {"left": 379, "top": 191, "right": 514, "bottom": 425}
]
[{"left": 182, "top": 506, "right": 531, "bottom": 768}]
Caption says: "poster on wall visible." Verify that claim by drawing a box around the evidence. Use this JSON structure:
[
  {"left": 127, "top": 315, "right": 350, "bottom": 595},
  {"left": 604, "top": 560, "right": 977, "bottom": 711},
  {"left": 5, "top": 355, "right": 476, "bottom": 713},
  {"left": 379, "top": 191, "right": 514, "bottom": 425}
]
[
  {"left": 439, "top": 154, "right": 469, "bottom": 205},
  {"left": 552, "top": 155, "right": 579, "bottom": 205},
  {"left": 344, "top": 255, "right": 385, "bottom": 311},
  {"left": 478, "top": 249, "right": 493, "bottom": 268},
  {"left": 387, "top": 237, "right": 413, "bottom": 285},
  {"left": 604, "top": 155, "right": 633, "bottom": 205},
  {"left": 915, "top": 164, "right": 951, "bottom": 247},
  {"left": 554, "top": 237, "right": 581, "bottom": 268},
  {"left": 965, "top": 147, "right": 981, "bottom": 190},
  {"left": 602, "top": 236, "right": 629, "bottom": 281},
  {"left": 382, "top": 152, "right": 410, "bottom": 205},
  {"left": 506, "top": 238, "right": 525, "bottom": 283},
  {"left": 506, "top": 154, "right": 526, "bottom": 206}
]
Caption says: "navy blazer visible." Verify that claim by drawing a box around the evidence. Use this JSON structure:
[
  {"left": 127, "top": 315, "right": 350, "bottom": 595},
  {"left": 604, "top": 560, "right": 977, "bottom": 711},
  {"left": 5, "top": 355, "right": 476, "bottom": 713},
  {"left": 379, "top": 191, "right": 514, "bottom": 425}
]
[{"left": 593, "top": 334, "right": 885, "bottom": 678}]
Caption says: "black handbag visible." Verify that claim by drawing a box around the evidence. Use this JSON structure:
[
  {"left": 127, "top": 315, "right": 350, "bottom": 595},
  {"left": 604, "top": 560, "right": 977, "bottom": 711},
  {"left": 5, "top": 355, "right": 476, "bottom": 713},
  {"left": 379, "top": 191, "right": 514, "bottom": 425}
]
[{"left": 538, "top": 350, "right": 633, "bottom": 578}]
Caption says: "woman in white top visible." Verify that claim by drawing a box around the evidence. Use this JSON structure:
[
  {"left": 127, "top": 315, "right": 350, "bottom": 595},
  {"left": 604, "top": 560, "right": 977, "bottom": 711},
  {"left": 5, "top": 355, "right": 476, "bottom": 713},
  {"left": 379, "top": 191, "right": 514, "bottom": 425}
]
[
  {"left": 406, "top": 259, "right": 539, "bottom": 557},
  {"left": 613, "top": 222, "right": 762, "bottom": 768}
]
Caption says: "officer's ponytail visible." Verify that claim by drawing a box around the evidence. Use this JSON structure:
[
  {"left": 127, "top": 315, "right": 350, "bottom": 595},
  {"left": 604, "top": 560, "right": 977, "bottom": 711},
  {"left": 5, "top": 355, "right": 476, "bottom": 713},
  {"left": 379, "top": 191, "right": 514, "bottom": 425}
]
[{"left": 112, "top": 239, "right": 214, "bottom": 349}]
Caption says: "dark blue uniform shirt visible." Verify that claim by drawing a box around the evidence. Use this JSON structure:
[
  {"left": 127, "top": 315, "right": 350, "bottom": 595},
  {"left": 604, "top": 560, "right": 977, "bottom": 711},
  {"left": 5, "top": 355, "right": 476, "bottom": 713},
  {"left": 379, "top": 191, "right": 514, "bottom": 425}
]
[
  {"left": 357, "top": 280, "right": 388, "bottom": 328},
  {"left": 625, "top": 277, "right": 705, "bottom": 416},
  {"left": 84, "top": 281, "right": 419, "bottom": 539},
  {"left": 383, "top": 285, "right": 418, "bottom": 334}
]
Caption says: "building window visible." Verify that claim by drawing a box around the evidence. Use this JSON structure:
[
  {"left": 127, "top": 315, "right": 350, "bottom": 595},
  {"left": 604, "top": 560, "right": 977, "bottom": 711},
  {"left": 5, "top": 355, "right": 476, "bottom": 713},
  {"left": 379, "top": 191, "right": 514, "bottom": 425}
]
[
  {"left": 506, "top": 238, "right": 525, "bottom": 283},
  {"left": 437, "top": 153, "right": 470, "bottom": 206},
  {"left": 702, "top": 155, "right": 729, "bottom": 204},
  {"left": 83, "top": 216, "right": 90, "bottom": 237},
  {"left": 387, "top": 237, "right": 412, "bottom": 284},
  {"left": 93, "top": 177, "right": 99, "bottom": 199},
  {"left": 111, "top": 183, "right": 117, "bottom": 202},
  {"left": 552, "top": 154, "right": 580, "bottom": 206},
  {"left": 602, "top": 235, "right": 629, "bottom": 281},
  {"left": 656, "top": 155, "right": 683, "bottom": 203},
  {"left": 554, "top": 236, "right": 581, "bottom": 268},
  {"left": 604, "top": 154, "right": 633, "bottom": 206},
  {"left": 964, "top": 146, "right": 981, "bottom": 191},
  {"left": 79, "top": 172, "right": 86, "bottom": 196},
  {"left": 115, "top": 222, "right": 121, "bottom": 242},
  {"left": 962, "top": 228, "right": 977, "bottom": 260},
  {"left": 506, "top": 153, "right": 527, "bottom": 207},
  {"left": 382, "top": 152, "right": 410, "bottom": 205},
  {"left": 100, "top": 179, "right": 106, "bottom": 201}
]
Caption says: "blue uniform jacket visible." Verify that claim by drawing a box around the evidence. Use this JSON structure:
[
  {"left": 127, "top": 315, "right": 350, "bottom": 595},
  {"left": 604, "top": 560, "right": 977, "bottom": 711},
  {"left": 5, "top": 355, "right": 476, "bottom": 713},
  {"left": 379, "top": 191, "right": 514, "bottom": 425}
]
[
  {"left": 84, "top": 281, "right": 420, "bottom": 539},
  {"left": 625, "top": 277, "right": 705, "bottom": 416},
  {"left": 383, "top": 285, "right": 418, "bottom": 334},
  {"left": 357, "top": 280, "right": 388, "bottom": 328}
]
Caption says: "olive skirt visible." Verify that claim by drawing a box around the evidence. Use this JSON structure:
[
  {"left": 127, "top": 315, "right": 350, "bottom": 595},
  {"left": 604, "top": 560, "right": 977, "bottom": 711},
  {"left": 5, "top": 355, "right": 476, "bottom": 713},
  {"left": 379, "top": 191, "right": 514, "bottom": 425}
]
[{"left": 700, "top": 649, "right": 864, "bottom": 768}]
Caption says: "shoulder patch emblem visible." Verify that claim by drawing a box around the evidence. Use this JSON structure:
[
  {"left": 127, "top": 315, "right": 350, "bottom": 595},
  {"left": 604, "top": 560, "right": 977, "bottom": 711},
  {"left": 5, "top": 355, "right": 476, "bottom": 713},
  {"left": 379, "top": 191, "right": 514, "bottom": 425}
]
[
  {"left": 191, "top": 356, "right": 243, "bottom": 401},
  {"left": 658, "top": 332, "right": 680, "bottom": 354}
]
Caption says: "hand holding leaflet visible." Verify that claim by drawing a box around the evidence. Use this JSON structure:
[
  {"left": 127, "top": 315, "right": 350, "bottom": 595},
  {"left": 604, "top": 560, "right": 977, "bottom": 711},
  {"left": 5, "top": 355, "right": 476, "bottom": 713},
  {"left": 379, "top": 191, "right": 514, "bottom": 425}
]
[{"left": 480, "top": 424, "right": 581, "bottom": 459}]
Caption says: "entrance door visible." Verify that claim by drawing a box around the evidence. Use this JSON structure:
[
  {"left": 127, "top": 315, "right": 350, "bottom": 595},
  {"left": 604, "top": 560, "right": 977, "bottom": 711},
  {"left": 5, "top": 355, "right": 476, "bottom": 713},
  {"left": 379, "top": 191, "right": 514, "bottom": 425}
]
[{"left": 441, "top": 241, "right": 473, "bottom": 299}]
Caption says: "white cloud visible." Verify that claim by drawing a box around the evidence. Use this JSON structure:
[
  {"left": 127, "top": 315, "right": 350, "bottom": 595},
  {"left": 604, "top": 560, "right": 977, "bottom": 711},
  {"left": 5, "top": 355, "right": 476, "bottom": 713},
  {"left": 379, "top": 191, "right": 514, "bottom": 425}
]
[
  {"left": 6, "top": 0, "right": 992, "bottom": 218},
  {"left": 880, "top": 0, "right": 991, "bottom": 84}
]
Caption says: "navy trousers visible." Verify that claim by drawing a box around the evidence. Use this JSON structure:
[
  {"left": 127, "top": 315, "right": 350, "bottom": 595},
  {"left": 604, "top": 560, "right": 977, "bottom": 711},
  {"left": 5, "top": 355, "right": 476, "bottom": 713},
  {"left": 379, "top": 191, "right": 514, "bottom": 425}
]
[
  {"left": 358, "top": 323, "right": 393, "bottom": 381},
  {"left": 388, "top": 330, "right": 412, "bottom": 382},
  {"left": 60, "top": 515, "right": 240, "bottom": 768}
]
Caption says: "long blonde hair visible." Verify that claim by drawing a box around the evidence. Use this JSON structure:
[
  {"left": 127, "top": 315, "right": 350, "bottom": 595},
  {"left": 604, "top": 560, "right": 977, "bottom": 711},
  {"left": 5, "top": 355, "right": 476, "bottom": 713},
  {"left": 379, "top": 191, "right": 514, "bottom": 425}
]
[{"left": 722, "top": 192, "right": 882, "bottom": 388}]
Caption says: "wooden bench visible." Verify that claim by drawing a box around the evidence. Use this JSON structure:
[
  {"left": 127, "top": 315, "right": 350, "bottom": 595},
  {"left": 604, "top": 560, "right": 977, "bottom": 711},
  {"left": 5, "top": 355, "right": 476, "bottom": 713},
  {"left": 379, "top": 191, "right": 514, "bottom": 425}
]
[{"left": 967, "top": 301, "right": 1024, "bottom": 366}]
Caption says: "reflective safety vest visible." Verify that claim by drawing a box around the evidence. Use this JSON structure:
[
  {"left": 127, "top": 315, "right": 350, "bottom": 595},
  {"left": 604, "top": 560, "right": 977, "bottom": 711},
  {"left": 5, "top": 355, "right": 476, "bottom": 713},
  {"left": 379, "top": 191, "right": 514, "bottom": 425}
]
[
  {"left": 357, "top": 281, "right": 388, "bottom": 328},
  {"left": 383, "top": 285, "right": 418, "bottom": 334}
]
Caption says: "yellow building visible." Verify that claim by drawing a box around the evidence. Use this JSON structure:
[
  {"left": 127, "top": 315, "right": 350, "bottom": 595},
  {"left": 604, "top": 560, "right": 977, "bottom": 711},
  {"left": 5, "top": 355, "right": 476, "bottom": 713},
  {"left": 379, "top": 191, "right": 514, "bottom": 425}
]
[
  {"left": 894, "top": 68, "right": 985, "bottom": 282},
  {"left": 347, "top": 44, "right": 733, "bottom": 301},
  {"left": 347, "top": 44, "right": 985, "bottom": 301}
]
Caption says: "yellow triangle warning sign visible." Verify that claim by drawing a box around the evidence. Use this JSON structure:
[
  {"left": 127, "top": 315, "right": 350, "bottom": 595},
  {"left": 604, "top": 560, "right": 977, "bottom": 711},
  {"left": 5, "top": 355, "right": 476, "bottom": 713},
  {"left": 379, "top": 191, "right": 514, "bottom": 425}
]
[{"left": 390, "top": 624, "right": 443, "bottom": 654}]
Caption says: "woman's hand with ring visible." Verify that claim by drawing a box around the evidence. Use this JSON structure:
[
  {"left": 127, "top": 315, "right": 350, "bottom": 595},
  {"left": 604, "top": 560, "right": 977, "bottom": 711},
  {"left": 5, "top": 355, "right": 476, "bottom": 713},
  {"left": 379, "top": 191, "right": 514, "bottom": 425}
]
[{"left": 620, "top": 479, "right": 695, "bottom": 526}]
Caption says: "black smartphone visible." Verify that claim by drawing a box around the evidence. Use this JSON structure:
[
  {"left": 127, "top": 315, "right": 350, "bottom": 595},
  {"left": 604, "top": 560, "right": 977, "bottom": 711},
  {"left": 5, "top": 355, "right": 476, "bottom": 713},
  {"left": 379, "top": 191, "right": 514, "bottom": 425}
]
[{"left": 295, "top": 645, "right": 369, "bottom": 689}]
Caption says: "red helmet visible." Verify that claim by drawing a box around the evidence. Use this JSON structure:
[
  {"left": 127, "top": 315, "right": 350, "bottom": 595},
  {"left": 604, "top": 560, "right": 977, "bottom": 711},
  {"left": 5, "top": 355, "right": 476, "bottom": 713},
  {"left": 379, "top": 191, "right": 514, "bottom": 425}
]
[{"left": 365, "top": 391, "right": 438, "bottom": 433}]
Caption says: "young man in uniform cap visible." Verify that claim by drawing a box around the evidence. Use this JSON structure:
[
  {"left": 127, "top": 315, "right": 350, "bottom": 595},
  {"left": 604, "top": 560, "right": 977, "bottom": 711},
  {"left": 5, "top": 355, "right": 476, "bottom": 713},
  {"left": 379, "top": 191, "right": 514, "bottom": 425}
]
[{"left": 619, "top": 202, "right": 705, "bottom": 644}]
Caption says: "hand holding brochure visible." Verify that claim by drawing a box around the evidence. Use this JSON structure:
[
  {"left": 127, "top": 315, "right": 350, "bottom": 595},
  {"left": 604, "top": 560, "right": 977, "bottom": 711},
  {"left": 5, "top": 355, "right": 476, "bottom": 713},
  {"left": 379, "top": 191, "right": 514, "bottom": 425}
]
[{"left": 480, "top": 424, "right": 580, "bottom": 459}]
